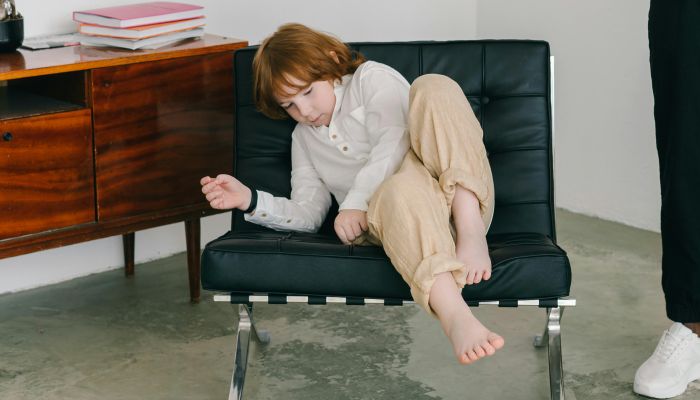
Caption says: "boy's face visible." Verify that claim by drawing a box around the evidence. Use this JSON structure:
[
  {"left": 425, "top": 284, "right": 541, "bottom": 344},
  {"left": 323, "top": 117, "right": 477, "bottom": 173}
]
[{"left": 276, "top": 76, "right": 336, "bottom": 127}]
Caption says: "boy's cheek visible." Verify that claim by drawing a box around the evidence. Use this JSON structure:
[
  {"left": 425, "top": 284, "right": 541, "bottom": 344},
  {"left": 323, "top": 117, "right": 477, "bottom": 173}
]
[{"left": 288, "top": 112, "right": 306, "bottom": 124}]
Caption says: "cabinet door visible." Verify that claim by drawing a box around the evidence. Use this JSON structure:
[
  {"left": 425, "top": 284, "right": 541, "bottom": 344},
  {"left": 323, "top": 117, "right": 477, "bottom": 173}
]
[
  {"left": 92, "top": 53, "right": 234, "bottom": 222},
  {"left": 0, "top": 109, "right": 95, "bottom": 239}
]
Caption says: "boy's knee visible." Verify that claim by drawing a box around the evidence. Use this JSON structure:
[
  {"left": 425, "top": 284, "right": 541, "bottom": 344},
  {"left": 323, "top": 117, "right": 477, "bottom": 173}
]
[{"left": 410, "top": 74, "right": 462, "bottom": 101}]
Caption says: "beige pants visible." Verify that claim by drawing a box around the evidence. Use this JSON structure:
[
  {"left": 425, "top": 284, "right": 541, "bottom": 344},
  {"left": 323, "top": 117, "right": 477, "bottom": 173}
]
[{"left": 362, "top": 74, "right": 495, "bottom": 314}]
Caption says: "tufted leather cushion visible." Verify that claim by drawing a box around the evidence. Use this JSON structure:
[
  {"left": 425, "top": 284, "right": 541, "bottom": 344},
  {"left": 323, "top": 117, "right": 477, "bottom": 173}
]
[
  {"left": 202, "top": 40, "right": 571, "bottom": 301},
  {"left": 203, "top": 231, "right": 570, "bottom": 302}
]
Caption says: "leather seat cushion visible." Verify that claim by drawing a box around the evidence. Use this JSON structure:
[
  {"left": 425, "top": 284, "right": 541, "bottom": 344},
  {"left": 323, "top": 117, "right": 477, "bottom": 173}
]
[{"left": 202, "top": 231, "right": 571, "bottom": 302}]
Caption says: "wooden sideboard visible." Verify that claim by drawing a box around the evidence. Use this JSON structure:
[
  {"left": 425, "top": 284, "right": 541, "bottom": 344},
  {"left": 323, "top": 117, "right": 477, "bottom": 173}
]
[{"left": 0, "top": 34, "right": 248, "bottom": 302}]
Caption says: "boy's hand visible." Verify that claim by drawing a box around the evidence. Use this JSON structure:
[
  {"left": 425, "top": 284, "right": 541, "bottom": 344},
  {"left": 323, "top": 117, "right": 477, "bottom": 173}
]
[
  {"left": 200, "top": 174, "right": 252, "bottom": 211},
  {"left": 334, "top": 209, "right": 368, "bottom": 244}
]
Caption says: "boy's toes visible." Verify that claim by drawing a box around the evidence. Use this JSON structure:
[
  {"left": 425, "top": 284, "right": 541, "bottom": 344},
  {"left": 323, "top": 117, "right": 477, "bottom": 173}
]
[
  {"left": 488, "top": 333, "right": 505, "bottom": 349},
  {"left": 483, "top": 269, "right": 492, "bottom": 281},
  {"left": 465, "top": 270, "right": 476, "bottom": 285},
  {"left": 473, "top": 271, "right": 483, "bottom": 284},
  {"left": 474, "top": 346, "right": 486, "bottom": 358},
  {"left": 482, "top": 342, "right": 496, "bottom": 356}
]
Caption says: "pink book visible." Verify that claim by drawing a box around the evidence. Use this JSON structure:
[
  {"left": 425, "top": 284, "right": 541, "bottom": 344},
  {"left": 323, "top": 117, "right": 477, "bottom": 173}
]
[{"left": 73, "top": 2, "right": 204, "bottom": 28}]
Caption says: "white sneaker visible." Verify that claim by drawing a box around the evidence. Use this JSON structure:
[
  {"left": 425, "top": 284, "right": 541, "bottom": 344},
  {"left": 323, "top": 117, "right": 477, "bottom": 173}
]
[{"left": 634, "top": 323, "right": 700, "bottom": 398}]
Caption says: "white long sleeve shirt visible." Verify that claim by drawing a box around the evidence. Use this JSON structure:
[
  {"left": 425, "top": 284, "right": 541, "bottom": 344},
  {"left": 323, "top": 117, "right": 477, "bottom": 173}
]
[{"left": 245, "top": 61, "right": 411, "bottom": 232}]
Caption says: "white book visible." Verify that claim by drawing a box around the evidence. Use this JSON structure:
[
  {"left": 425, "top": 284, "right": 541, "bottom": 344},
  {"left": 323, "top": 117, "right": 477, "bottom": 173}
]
[
  {"left": 79, "top": 17, "right": 205, "bottom": 40},
  {"left": 78, "top": 27, "right": 204, "bottom": 50}
]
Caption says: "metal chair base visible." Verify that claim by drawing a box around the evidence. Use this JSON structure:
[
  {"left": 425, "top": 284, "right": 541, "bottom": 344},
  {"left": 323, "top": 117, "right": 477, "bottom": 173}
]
[
  {"left": 533, "top": 307, "right": 566, "bottom": 400},
  {"left": 228, "top": 304, "right": 270, "bottom": 400},
  {"left": 222, "top": 297, "right": 574, "bottom": 400}
]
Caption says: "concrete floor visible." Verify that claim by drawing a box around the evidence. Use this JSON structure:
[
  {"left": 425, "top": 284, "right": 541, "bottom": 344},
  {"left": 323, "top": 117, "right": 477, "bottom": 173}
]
[{"left": 0, "top": 209, "right": 698, "bottom": 400}]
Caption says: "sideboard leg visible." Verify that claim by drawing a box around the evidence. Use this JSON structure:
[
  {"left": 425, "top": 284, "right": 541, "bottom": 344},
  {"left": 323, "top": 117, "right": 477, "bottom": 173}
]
[
  {"left": 185, "top": 218, "right": 201, "bottom": 303},
  {"left": 123, "top": 232, "right": 135, "bottom": 276}
]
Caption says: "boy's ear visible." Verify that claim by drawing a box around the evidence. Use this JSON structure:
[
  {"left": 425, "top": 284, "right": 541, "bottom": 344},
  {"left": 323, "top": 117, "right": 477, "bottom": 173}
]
[{"left": 329, "top": 50, "right": 340, "bottom": 64}]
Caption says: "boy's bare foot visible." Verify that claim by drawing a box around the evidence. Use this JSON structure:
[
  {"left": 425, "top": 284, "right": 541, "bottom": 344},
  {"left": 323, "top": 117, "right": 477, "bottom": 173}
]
[
  {"left": 430, "top": 273, "right": 504, "bottom": 364},
  {"left": 455, "top": 233, "right": 491, "bottom": 284},
  {"left": 440, "top": 304, "right": 505, "bottom": 364}
]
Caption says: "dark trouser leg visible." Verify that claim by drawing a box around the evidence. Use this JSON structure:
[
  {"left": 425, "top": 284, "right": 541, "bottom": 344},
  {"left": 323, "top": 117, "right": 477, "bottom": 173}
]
[{"left": 649, "top": 0, "right": 700, "bottom": 322}]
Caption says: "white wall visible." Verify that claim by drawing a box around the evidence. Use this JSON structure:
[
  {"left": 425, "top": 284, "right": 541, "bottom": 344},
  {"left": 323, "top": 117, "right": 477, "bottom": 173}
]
[
  {"left": 21, "top": 0, "right": 478, "bottom": 43},
  {"left": 0, "top": 0, "right": 478, "bottom": 294},
  {"left": 4, "top": 0, "right": 661, "bottom": 294},
  {"left": 477, "top": 0, "right": 660, "bottom": 232}
]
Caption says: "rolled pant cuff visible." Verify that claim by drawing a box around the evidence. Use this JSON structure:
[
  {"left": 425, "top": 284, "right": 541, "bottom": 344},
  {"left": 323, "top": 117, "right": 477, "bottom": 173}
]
[
  {"left": 439, "top": 167, "right": 489, "bottom": 217},
  {"left": 410, "top": 252, "right": 466, "bottom": 317}
]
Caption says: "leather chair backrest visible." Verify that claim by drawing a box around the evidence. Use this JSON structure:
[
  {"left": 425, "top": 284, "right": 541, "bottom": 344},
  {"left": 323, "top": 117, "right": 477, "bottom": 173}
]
[{"left": 231, "top": 40, "right": 555, "bottom": 240}]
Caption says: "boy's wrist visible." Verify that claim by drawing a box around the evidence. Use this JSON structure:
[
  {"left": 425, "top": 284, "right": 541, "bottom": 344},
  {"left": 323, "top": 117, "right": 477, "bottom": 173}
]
[{"left": 243, "top": 188, "right": 258, "bottom": 213}]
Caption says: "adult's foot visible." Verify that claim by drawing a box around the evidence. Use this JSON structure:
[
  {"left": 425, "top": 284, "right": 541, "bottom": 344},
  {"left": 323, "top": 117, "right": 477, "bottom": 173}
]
[{"left": 634, "top": 323, "right": 700, "bottom": 398}]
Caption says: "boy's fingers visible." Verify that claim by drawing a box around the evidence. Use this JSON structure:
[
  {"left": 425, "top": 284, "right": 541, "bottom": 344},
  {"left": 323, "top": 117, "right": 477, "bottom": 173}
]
[
  {"left": 216, "top": 174, "right": 233, "bottom": 185},
  {"left": 341, "top": 224, "right": 355, "bottom": 244},
  {"left": 205, "top": 192, "right": 217, "bottom": 202},
  {"left": 202, "top": 183, "right": 216, "bottom": 194},
  {"left": 352, "top": 221, "right": 363, "bottom": 238},
  {"left": 200, "top": 176, "right": 211, "bottom": 185},
  {"left": 335, "top": 226, "right": 348, "bottom": 244},
  {"left": 344, "top": 225, "right": 357, "bottom": 243}
]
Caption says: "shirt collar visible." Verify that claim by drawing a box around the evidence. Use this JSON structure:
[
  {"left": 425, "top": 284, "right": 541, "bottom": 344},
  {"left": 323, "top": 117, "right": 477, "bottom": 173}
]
[
  {"left": 326, "top": 74, "right": 352, "bottom": 129},
  {"left": 310, "top": 74, "right": 352, "bottom": 133}
]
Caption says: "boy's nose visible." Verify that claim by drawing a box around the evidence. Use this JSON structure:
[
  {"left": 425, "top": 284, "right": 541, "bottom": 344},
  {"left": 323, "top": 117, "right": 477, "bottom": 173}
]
[{"left": 296, "top": 101, "right": 312, "bottom": 117}]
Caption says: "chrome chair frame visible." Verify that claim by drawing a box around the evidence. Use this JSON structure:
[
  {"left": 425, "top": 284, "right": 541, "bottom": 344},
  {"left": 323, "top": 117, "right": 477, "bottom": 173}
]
[
  {"left": 216, "top": 295, "right": 576, "bottom": 400},
  {"left": 227, "top": 304, "right": 270, "bottom": 400}
]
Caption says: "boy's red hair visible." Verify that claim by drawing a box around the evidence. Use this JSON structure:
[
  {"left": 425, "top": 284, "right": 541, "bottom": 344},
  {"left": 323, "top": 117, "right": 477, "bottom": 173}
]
[{"left": 253, "top": 23, "right": 365, "bottom": 119}]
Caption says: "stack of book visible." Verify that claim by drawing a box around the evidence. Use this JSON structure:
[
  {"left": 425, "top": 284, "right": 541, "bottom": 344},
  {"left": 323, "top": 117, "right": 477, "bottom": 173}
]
[{"left": 73, "top": 1, "right": 206, "bottom": 50}]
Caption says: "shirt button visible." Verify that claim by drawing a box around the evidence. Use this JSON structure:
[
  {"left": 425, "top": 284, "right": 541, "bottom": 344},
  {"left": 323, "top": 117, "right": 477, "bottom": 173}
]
[
  {"left": 286, "top": 219, "right": 292, "bottom": 223},
  {"left": 331, "top": 134, "right": 338, "bottom": 139},
  {"left": 342, "top": 146, "right": 348, "bottom": 151},
  {"left": 261, "top": 213, "right": 268, "bottom": 218}
]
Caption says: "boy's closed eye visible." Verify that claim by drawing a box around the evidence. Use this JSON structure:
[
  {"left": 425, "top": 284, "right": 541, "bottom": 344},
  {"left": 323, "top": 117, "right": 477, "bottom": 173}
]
[{"left": 280, "top": 87, "right": 312, "bottom": 109}]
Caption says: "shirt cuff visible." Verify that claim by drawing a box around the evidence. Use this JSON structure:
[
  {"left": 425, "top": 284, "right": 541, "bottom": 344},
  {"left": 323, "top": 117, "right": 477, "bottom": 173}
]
[
  {"left": 339, "top": 191, "right": 370, "bottom": 212},
  {"left": 244, "top": 190, "right": 273, "bottom": 223}
]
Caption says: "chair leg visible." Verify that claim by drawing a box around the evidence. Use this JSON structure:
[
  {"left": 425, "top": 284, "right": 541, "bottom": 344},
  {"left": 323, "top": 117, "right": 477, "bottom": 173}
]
[
  {"left": 533, "top": 307, "right": 565, "bottom": 400},
  {"left": 533, "top": 311, "right": 550, "bottom": 349},
  {"left": 228, "top": 304, "right": 270, "bottom": 400},
  {"left": 248, "top": 304, "right": 271, "bottom": 344}
]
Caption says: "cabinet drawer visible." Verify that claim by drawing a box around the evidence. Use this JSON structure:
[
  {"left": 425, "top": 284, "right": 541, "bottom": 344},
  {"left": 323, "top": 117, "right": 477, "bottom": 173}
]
[{"left": 0, "top": 109, "right": 95, "bottom": 240}]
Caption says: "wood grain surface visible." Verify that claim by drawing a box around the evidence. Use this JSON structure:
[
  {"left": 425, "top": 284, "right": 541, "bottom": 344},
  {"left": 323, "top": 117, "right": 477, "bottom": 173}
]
[
  {"left": 0, "top": 109, "right": 95, "bottom": 239},
  {"left": 92, "top": 53, "right": 234, "bottom": 221},
  {"left": 0, "top": 35, "right": 247, "bottom": 80}
]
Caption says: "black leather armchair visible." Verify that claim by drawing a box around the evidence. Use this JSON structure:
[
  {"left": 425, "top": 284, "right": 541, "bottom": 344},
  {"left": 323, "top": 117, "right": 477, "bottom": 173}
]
[{"left": 202, "top": 40, "right": 575, "bottom": 400}]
